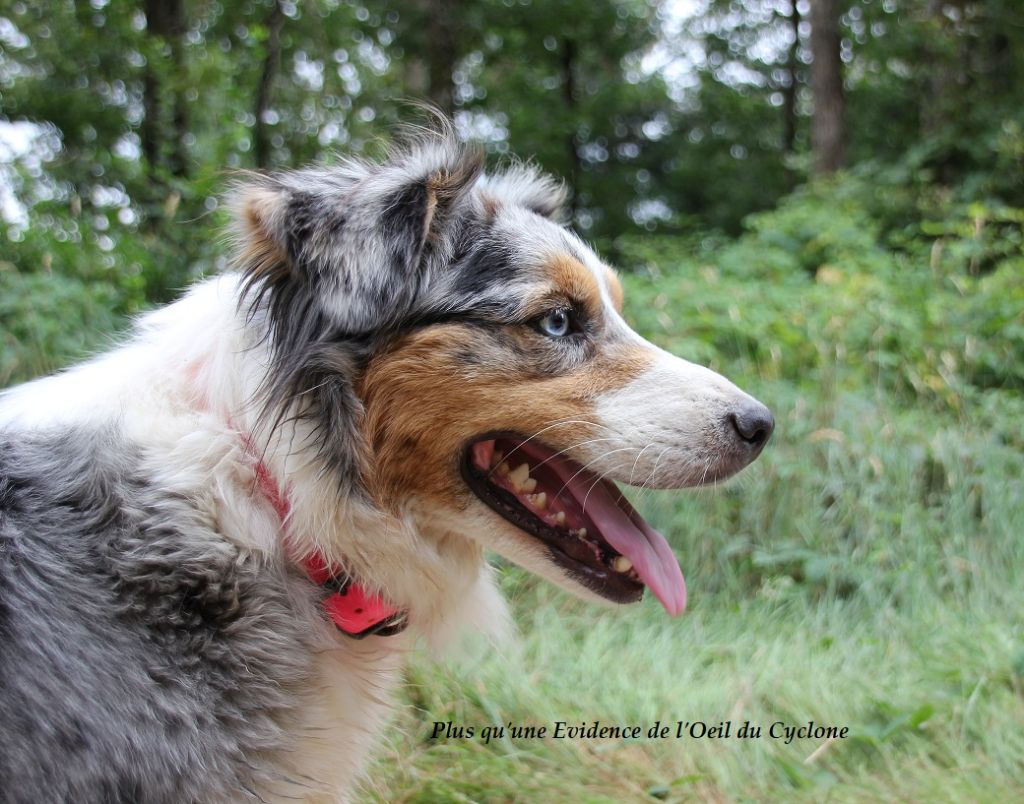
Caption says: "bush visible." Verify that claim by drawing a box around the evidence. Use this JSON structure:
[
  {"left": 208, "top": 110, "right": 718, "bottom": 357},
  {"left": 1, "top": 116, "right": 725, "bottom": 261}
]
[
  {"left": 615, "top": 172, "right": 1024, "bottom": 413},
  {"left": 0, "top": 270, "right": 124, "bottom": 386}
]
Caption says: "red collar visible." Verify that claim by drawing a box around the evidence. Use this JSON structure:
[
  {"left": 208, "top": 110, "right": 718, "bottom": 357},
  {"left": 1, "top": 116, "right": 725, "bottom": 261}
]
[{"left": 243, "top": 434, "right": 407, "bottom": 639}]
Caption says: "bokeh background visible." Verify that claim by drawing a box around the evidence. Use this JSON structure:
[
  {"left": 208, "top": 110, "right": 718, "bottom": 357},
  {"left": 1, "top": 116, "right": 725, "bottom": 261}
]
[{"left": 1, "top": 1, "right": 1022, "bottom": 800}]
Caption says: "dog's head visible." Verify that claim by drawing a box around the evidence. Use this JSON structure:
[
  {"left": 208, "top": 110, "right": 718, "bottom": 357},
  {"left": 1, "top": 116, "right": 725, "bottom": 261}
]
[{"left": 233, "top": 130, "right": 772, "bottom": 615}]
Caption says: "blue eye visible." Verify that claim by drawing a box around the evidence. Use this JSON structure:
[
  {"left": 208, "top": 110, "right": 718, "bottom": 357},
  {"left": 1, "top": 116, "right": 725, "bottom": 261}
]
[{"left": 538, "top": 309, "right": 573, "bottom": 338}]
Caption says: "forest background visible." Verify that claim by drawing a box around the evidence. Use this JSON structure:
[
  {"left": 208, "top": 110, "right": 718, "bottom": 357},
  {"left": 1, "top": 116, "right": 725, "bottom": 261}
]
[{"left": 1, "top": 1, "right": 1022, "bottom": 800}]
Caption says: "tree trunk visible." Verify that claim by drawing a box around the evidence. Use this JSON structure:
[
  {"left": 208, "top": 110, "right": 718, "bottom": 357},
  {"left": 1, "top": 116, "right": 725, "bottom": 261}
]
[
  {"left": 141, "top": 56, "right": 160, "bottom": 173},
  {"left": 561, "top": 36, "right": 580, "bottom": 222},
  {"left": 810, "top": 0, "right": 845, "bottom": 175},
  {"left": 782, "top": 0, "right": 801, "bottom": 155},
  {"left": 142, "top": 0, "right": 188, "bottom": 177},
  {"left": 921, "top": 0, "right": 952, "bottom": 138},
  {"left": 254, "top": 0, "right": 285, "bottom": 169},
  {"left": 168, "top": 17, "right": 188, "bottom": 178},
  {"left": 425, "top": 0, "right": 456, "bottom": 115}
]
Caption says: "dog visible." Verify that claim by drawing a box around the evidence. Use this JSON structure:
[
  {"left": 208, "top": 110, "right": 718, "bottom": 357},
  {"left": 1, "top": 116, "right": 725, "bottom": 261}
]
[{"left": 0, "top": 128, "right": 773, "bottom": 802}]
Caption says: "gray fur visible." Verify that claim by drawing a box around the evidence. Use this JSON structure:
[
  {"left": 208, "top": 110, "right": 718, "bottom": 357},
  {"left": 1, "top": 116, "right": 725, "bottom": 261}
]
[{"left": 0, "top": 428, "right": 315, "bottom": 803}]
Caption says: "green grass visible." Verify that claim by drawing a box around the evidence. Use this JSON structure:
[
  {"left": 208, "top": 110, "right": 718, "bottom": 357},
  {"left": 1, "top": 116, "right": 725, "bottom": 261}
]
[{"left": 365, "top": 256, "right": 1024, "bottom": 802}]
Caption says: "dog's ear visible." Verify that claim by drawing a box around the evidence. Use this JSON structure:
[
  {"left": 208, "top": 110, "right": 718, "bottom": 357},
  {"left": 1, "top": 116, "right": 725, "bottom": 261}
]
[
  {"left": 231, "top": 135, "right": 484, "bottom": 331},
  {"left": 478, "top": 163, "right": 568, "bottom": 222}
]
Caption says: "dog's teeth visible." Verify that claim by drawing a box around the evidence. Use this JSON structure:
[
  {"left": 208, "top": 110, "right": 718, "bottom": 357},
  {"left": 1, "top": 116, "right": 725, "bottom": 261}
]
[
  {"left": 508, "top": 462, "right": 530, "bottom": 491},
  {"left": 529, "top": 492, "right": 547, "bottom": 510},
  {"left": 576, "top": 527, "right": 588, "bottom": 539},
  {"left": 554, "top": 511, "right": 566, "bottom": 526},
  {"left": 497, "top": 462, "right": 510, "bottom": 476},
  {"left": 612, "top": 556, "right": 633, "bottom": 573},
  {"left": 521, "top": 477, "right": 537, "bottom": 493}
]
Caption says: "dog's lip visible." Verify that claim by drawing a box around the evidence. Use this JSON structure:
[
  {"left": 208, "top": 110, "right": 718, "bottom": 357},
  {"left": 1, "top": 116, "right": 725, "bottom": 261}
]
[{"left": 460, "top": 432, "right": 687, "bottom": 615}]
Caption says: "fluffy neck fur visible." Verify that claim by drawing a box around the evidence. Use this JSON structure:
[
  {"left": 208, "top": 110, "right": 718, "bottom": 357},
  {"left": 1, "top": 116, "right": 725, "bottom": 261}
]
[{"left": 186, "top": 275, "right": 509, "bottom": 648}]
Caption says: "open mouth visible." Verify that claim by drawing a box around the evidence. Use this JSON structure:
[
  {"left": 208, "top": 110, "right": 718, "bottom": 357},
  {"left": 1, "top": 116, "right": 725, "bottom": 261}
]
[{"left": 461, "top": 434, "right": 687, "bottom": 615}]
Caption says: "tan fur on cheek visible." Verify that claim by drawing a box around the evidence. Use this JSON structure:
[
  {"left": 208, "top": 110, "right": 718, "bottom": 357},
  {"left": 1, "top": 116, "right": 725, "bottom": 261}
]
[
  {"left": 359, "top": 326, "right": 590, "bottom": 509},
  {"left": 604, "top": 267, "right": 624, "bottom": 312},
  {"left": 595, "top": 342, "right": 657, "bottom": 391},
  {"left": 358, "top": 326, "right": 656, "bottom": 512}
]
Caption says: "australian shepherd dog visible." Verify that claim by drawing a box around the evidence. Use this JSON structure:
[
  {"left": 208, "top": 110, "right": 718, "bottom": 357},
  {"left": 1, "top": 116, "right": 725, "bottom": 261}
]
[{"left": 0, "top": 128, "right": 772, "bottom": 802}]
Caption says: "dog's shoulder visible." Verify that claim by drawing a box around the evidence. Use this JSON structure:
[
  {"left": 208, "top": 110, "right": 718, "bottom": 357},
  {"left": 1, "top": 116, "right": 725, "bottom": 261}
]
[{"left": 0, "top": 426, "right": 320, "bottom": 802}]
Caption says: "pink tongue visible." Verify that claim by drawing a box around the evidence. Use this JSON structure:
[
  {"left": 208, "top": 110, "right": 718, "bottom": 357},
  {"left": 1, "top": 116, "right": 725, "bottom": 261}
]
[
  {"left": 541, "top": 454, "right": 687, "bottom": 616},
  {"left": 580, "top": 481, "right": 687, "bottom": 615}
]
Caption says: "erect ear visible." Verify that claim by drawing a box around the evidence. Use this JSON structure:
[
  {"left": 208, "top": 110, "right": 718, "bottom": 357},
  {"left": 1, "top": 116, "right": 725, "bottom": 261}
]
[
  {"left": 230, "top": 136, "right": 484, "bottom": 332},
  {"left": 231, "top": 182, "right": 292, "bottom": 287},
  {"left": 377, "top": 139, "right": 485, "bottom": 275},
  {"left": 478, "top": 163, "right": 568, "bottom": 222}
]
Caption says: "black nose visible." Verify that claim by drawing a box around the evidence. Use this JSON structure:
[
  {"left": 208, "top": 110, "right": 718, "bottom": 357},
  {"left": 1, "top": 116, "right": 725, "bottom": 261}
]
[{"left": 727, "top": 401, "right": 775, "bottom": 448}]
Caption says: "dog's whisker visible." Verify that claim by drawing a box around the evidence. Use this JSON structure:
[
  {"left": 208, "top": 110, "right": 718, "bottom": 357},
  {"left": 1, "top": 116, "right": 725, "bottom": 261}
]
[
  {"left": 485, "top": 436, "right": 621, "bottom": 482},
  {"left": 537, "top": 416, "right": 615, "bottom": 433},
  {"left": 579, "top": 458, "right": 634, "bottom": 515},
  {"left": 640, "top": 447, "right": 672, "bottom": 493},
  {"left": 628, "top": 442, "right": 656, "bottom": 487},
  {"left": 549, "top": 447, "right": 638, "bottom": 512},
  {"left": 698, "top": 457, "right": 712, "bottom": 493},
  {"left": 493, "top": 420, "right": 619, "bottom": 470}
]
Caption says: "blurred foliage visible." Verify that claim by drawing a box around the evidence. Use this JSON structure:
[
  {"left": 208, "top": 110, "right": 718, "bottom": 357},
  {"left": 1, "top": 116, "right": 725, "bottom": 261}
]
[
  {"left": 0, "top": 270, "right": 120, "bottom": 385},
  {"left": 0, "top": 0, "right": 1022, "bottom": 389},
  {"left": 616, "top": 170, "right": 1024, "bottom": 413}
]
